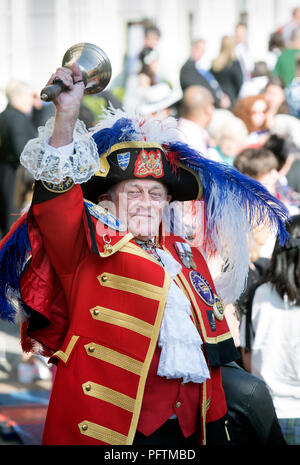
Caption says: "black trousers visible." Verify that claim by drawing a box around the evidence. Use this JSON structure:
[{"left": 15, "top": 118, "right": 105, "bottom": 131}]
[{"left": 133, "top": 419, "right": 198, "bottom": 445}]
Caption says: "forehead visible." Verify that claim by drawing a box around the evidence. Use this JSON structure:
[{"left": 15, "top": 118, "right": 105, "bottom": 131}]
[{"left": 116, "top": 179, "right": 167, "bottom": 192}]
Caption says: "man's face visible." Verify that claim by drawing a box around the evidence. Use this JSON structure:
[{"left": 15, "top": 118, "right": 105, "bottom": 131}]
[
  {"left": 191, "top": 41, "right": 206, "bottom": 62},
  {"left": 235, "top": 24, "right": 247, "bottom": 43},
  {"left": 113, "top": 179, "right": 171, "bottom": 240}
]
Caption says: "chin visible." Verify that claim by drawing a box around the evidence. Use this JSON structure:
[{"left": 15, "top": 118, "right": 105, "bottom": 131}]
[
  {"left": 128, "top": 218, "right": 158, "bottom": 239},
  {"left": 132, "top": 229, "right": 154, "bottom": 239}
]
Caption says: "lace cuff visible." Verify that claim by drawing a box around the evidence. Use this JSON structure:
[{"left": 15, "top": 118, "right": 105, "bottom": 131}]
[{"left": 20, "top": 117, "right": 100, "bottom": 183}]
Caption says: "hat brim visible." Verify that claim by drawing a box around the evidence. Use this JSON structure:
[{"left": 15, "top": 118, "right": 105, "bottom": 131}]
[{"left": 81, "top": 141, "right": 202, "bottom": 203}]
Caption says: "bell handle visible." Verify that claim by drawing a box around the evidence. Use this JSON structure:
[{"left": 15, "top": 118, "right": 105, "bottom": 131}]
[{"left": 40, "top": 78, "right": 68, "bottom": 102}]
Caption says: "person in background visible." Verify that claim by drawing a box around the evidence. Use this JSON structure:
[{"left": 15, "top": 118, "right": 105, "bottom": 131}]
[
  {"left": 208, "top": 116, "right": 248, "bottom": 166},
  {"left": 234, "top": 22, "right": 254, "bottom": 83},
  {"left": 285, "top": 54, "right": 300, "bottom": 119},
  {"left": 234, "top": 147, "right": 280, "bottom": 259},
  {"left": 232, "top": 148, "right": 282, "bottom": 354},
  {"left": 221, "top": 361, "right": 287, "bottom": 445},
  {"left": 126, "top": 24, "right": 161, "bottom": 77},
  {"left": 178, "top": 85, "right": 220, "bottom": 161},
  {"left": 239, "top": 61, "right": 270, "bottom": 99},
  {"left": 239, "top": 215, "right": 300, "bottom": 445},
  {"left": 233, "top": 94, "right": 269, "bottom": 147},
  {"left": 123, "top": 47, "right": 170, "bottom": 113},
  {"left": 179, "top": 39, "right": 231, "bottom": 109},
  {"left": 273, "top": 26, "right": 300, "bottom": 87},
  {"left": 264, "top": 134, "right": 300, "bottom": 210},
  {"left": 277, "top": 7, "right": 300, "bottom": 46},
  {"left": 138, "top": 82, "right": 182, "bottom": 120},
  {"left": 0, "top": 80, "right": 37, "bottom": 238},
  {"left": 263, "top": 76, "right": 290, "bottom": 129},
  {"left": 210, "top": 35, "right": 243, "bottom": 108},
  {"left": 266, "top": 32, "right": 285, "bottom": 71},
  {"left": 111, "top": 24, "right": 161, "bottom": 102}
]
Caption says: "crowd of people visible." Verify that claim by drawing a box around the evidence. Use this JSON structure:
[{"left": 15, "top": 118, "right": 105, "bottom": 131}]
[{"left": 0, "top": 9, "right": 300, "bottom": 447}]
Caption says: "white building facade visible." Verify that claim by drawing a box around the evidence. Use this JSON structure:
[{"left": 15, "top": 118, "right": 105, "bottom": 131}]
[{"left": 0, "top": 0, "right": 298, "bottom": 107}]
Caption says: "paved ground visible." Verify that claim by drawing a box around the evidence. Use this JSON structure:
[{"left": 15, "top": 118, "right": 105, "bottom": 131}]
[{"left": 0, "top": 320, "right": 51, "bottom": 445}]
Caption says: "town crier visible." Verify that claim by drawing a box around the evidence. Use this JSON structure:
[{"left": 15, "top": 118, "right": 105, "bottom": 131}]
[{"left": 0, "top": 63, "right": 289, "bottom": 445}]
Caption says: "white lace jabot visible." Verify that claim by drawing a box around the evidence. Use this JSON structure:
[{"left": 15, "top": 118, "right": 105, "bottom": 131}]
[{"left": 155, "top": 248, "right": 210, "bottom": 384}]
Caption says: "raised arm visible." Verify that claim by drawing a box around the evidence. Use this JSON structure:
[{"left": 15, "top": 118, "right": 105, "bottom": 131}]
[
  {"left": 21, "top": 63, "right": 99, "bottom": 276},
  {"left": 48, "top": 62, "right": 84, "bottom": 147}
]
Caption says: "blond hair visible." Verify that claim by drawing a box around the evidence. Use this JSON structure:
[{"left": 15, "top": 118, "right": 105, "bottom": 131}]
[{"left": 211, "top": 36, "right": 237, "bottom": 72}]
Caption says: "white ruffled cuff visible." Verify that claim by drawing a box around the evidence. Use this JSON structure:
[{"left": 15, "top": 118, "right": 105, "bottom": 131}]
[{"left": 20, "top": 117, "right": 100, "bottom": 184}]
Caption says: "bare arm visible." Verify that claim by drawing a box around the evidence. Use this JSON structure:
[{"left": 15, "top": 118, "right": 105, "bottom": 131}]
[{"left": 45, "top": 62, "right": 85, "bottom": 147}]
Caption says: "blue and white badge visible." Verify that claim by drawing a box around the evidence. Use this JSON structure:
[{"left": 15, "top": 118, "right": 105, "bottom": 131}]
[
  {"left": 84, "top": 199, "right": 127, "bottom": 231},
  {"left": 117, "top": 152, "right": 130, "bottom": 171},
  {"left": 189, "top": 271, "right": 215, "bottom": 306}
]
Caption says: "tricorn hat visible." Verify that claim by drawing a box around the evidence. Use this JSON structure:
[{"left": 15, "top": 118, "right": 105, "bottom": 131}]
[
  {"left": 81, "top": 109, "right": 202, "bottom": 203},
  {"left": 81, "top": 139, "right": 201, "bottom": 203}
]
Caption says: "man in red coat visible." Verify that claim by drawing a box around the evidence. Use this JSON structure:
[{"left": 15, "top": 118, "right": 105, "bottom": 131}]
[{"left": 0, "top": 63, "right": 289, "bottom": 446}]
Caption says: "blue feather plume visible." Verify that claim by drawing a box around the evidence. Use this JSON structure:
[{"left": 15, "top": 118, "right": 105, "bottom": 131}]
[
  {"left": 92, "top": 117, "right": 137, "bottom": 155},
  {"left": 0, "top": 218, "right": 31, "bottom": 322},
  {"left": 167, "top": 141, "right": 290, "bottom": 246}
]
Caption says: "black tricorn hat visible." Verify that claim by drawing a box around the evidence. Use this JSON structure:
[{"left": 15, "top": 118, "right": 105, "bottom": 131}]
[{"left": 81, "top": 140, "right": 202, "bottom": 204}]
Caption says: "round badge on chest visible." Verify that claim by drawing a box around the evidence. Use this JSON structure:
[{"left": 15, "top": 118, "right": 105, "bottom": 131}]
[
  {"left": 189, "top": 271, "right": 215, "bottom": 306},
  {"left": 213, "top": 295, "right": 224, "bottom": 321}
]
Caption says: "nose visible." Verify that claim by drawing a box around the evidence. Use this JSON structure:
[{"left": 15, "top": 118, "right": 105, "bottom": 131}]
[
  {"left": 140, "top": 192, "right": 153, "bottom": 206},
  {"left": 135, "top": 190, "right": 157, "bottom": 206}
]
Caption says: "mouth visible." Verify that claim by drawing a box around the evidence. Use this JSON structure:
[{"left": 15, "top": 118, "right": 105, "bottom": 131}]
[{"left": 130, "top": 212, "right": 153, "bottom": 218}]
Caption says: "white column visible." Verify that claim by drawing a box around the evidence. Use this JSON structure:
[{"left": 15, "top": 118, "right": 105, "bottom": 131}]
[
  {"left": 245, "top": 0, "right": 276, "bottom": 62},
  {"left": 10, "top": 0, "right": 30, "bottom": 81},
  {"left": 192, "top": 0, "right": 238, "bottom": 68}
]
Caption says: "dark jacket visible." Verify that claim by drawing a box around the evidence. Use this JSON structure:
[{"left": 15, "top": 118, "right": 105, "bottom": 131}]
[
  {"left": 0, "top": 104, "right": 37, "bottom": 169},
  {"left": 221, "top": 362, "right": 287, "bottom": 445},
  {"left": 210, "top": 60, "right": 243, "bottom": 107},
  {"left": 0, "top": 104, "right": 37, "bottom": 236},
  {"left": 180, "top": 59, "right": 223, "bottom": 107}
]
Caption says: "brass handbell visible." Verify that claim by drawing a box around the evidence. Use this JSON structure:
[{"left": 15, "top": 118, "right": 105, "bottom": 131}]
[{"left": 40, "top": 42, "right": 112, "bottom": 101}]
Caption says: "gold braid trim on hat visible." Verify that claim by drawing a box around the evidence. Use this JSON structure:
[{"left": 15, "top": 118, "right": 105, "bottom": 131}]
[{"left": 95, "top": 141, "right": 164, "bottom": 177}]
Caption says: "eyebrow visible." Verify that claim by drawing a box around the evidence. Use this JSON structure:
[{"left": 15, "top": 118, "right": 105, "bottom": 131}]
[{"left": 126, "top": 183, "right": 165, "bottom": 192}]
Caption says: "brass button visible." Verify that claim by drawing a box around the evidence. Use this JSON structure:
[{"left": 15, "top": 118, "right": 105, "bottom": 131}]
[
  {"left": 88, "top": 346, "right": 95, "bottom": 353},
  {"left": 101, "top": 275, "right": 108, "bottom": 282},
  {"left": 175, "top": 401, "right": 181, "bottom": 408},
  {"left": 93, "top": 309, "right": 100, "bottom": 316},
  {"left": 85, "top": 384, "right": 92, "bottom": 391},
  {"left": 81, "top": 424, "right": 88, "bottom": 431}
]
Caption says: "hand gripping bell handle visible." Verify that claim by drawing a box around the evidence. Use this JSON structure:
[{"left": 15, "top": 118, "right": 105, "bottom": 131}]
[{"left": 40, "top": 78, "right": 68, "bottom": 102}]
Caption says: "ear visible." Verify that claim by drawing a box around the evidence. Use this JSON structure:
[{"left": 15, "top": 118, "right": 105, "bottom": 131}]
[
  {"left": 97, "top": 193, "right": 112, "bottom": 203},
  {"left": 166, "top": 194, "right": 172, "bottom": 203}
]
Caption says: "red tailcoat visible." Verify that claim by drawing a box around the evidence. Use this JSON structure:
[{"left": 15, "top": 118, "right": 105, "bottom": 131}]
[{"left": 19, "top": 184, "right": 237, "bottom": 445}]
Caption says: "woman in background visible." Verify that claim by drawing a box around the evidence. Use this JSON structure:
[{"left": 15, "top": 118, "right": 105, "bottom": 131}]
[
  {"left": 233, "top": 94, "right": 269, "bottom": 147},
  {"left": 239, "top": 215, "right": 300, "bottom": 445},
  {"left": 210, "top": 35, "right": 243, "bottom": 108}
]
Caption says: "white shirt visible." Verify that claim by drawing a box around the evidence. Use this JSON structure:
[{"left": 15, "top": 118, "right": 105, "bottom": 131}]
[
  {"left": 177, "top": 117, "right": 222, "bottom": 162},
  {"left": 240, "top": 282, "right": 300, "bottom": 418}
]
